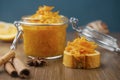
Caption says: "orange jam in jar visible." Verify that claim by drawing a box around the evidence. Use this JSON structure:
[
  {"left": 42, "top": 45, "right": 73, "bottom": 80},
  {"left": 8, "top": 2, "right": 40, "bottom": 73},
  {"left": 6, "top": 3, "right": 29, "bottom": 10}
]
[{"left": 21, "top": 6, "right": 68, "bottom": 58}]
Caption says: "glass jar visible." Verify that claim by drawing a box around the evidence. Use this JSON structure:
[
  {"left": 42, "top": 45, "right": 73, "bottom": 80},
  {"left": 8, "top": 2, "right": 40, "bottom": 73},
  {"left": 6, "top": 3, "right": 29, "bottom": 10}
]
[{"left": 14, "top": 15, "right": 68, "bottom": 59}]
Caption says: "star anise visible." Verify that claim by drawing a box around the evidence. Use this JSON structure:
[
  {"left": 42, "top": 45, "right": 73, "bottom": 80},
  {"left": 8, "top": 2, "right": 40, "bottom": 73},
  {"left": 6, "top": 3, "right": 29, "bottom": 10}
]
[{"left": 27, "top": 57, "right": 47, "bottom": 67}]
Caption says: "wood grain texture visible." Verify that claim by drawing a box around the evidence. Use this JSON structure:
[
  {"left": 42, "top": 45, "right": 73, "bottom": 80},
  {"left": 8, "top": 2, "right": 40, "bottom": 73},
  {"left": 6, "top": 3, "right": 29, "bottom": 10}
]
[{"left": 0, "top": 32, "right": 120, "bottom": 80}]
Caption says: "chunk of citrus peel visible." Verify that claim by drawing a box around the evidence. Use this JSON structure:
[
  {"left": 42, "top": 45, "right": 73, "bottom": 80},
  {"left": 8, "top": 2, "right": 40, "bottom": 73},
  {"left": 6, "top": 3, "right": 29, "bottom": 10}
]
[{"left": 0, "top": 22, "right": 17, "bottom": 42}]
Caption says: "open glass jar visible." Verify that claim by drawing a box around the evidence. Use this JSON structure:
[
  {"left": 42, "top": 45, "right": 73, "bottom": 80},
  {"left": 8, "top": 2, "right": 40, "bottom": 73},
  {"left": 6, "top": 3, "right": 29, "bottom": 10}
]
[{"left": 13, "top": 15, "right": 68, "bottom": 59}]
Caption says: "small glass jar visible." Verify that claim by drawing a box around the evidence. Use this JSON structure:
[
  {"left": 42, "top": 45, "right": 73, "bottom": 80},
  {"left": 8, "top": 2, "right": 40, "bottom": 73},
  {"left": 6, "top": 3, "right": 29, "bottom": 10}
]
[{"left": 14, "top": 15, "right": 68, "bottom": 59}]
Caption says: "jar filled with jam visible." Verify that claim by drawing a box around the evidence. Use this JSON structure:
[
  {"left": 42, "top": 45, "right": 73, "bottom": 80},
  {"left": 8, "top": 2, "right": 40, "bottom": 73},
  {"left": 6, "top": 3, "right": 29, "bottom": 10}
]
[{"left": 14, "top": 6, "right": 68, "bottom": 59}]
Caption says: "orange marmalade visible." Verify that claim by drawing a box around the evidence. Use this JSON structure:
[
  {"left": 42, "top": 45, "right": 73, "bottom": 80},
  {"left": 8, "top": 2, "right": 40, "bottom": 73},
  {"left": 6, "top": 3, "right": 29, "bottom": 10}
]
[
  {"left": 65, "top": 37, "right": 97, "bottom": 55},
  {"left": 21, "top": 5, "right": 68, "bottom": 57}
]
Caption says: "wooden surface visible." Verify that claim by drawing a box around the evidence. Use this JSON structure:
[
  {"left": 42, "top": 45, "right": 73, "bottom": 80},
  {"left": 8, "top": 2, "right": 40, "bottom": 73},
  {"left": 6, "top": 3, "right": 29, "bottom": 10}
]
[{"left": 0, "top": 32, "right": 120, "bottom": 80}]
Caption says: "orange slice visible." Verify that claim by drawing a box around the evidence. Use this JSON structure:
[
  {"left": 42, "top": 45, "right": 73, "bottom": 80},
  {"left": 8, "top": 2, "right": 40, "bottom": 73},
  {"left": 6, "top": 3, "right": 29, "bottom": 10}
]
[{"left": 0, "top": 22, "right": 17, "bottom": 42}]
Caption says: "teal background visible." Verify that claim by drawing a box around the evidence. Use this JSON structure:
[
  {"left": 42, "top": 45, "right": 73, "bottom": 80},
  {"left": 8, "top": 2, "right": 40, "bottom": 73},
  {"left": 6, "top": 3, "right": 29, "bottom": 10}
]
[{"left": 0, "top": 0, "right": 120, "bottom": 32}]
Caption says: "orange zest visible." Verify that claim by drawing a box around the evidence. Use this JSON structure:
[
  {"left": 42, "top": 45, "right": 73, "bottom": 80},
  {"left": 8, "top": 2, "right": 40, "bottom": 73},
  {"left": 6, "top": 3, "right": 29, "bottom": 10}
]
[
  {"left": 65, "top": 37, "right": 97, "bottom": 54},
  {"left": 29, "top": 5, "right": 63, "bottom": 23}
]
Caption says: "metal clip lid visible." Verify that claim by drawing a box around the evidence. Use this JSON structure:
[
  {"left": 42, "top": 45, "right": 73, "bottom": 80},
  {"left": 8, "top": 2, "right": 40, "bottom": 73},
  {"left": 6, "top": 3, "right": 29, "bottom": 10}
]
[{"left": 70, "top": 17, "right": 120, "bottom": 53}]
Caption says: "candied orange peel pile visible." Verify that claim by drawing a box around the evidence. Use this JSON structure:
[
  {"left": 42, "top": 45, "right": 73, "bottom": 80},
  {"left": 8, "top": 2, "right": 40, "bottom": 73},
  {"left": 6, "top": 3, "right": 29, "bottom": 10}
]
[
  {"left": 65, "top": 37, "right": 97, "bottom": 54},
  {"left": 30, "top": 5, "right": 63, "bottom": 23}
]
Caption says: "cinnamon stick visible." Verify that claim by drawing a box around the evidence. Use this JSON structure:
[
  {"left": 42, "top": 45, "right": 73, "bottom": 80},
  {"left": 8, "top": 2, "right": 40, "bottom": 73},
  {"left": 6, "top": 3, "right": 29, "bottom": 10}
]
[
  {"left": 12, "top": 57, "right": 30, "bottom": 78},
  {"left": 4, "top": 61, "right": 18, "bottom": 77},
  {"left": 0, "top": 50, "right": 15, "bottom": 66}
]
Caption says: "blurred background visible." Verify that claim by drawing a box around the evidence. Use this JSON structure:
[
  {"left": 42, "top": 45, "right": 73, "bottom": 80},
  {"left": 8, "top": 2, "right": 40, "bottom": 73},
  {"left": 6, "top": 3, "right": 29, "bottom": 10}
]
[{"left": 0, "top": 0, "right": 120, "bottom": 32}]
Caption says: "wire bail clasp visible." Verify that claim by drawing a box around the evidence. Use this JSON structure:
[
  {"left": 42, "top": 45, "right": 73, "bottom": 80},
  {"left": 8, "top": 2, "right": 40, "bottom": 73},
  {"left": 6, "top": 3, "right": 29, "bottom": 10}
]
[
  {"left": 69, "top": 17, "right": 82, "bottom": 33},
  {"left": 10, "top": 21, "right": 23, "bottom": 50}
]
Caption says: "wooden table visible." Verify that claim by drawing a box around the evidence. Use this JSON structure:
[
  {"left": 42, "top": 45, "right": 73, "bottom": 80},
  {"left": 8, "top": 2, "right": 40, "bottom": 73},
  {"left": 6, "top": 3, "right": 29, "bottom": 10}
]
[{"left": 0, "top": 32, "right": 120, "bottom": 80}]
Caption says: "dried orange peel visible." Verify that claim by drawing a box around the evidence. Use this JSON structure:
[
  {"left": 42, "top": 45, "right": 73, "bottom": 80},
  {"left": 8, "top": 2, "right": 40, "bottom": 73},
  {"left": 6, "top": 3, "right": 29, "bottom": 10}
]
[
  {"left": 0, "top": 22, "right": 17, "bottom": 42},
  {"left": 63, "top": 37, "right": 100, "bottom": 69}
]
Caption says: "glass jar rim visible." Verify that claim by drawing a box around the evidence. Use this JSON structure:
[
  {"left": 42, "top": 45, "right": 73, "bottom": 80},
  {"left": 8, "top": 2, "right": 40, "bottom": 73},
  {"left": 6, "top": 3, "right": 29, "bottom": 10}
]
[{"left": 20, "top": 15, "right": 68, "bottom": 26}]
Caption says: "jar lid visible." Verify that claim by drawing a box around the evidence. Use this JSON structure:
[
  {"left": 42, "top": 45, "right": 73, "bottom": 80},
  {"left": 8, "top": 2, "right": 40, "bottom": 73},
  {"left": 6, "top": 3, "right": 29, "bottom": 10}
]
[{"left": 70, "top": 17, "right": 120, "bottom": 53}]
